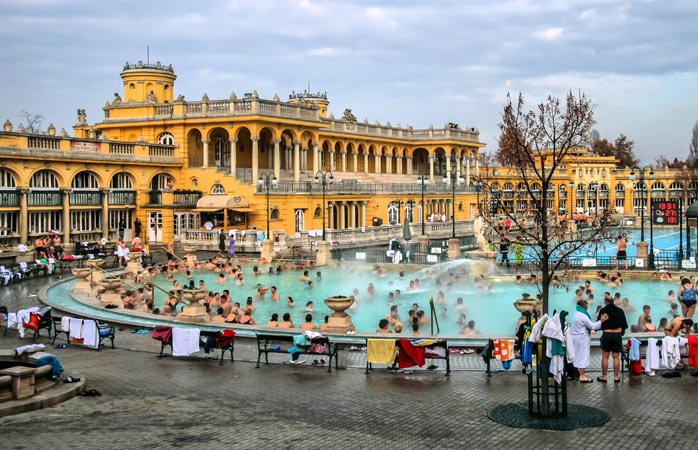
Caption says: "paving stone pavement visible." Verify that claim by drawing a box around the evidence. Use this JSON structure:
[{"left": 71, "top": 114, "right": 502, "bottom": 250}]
[{"left": 2, "top": 277, "right": 698, "bottom": 449}]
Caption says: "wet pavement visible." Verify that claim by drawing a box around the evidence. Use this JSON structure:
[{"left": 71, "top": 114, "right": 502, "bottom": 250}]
[{"left": 2, "top": 276, "right": 698, "bottom": 449}]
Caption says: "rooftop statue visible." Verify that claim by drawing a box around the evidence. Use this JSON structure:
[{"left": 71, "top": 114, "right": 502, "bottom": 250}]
[
  {"left": 76, "top": 109, "right": 87, "bottom": 125},
  {"left": 342, "top": 109, "right": 357, "bottom": 122}
]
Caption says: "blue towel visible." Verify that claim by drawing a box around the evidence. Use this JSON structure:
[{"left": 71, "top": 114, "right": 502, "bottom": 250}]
[
  {"left": 502, "top": 360, "right": 512, "bottom": 370},
  {"left": 522, "top": 341, "right": 532, "bottom": 365},
  {"left": 37, "top": 355, "right": 64, "bottom": 379},
  {"left": 628, "top": 338, "right": 641, "bottom": 361}
]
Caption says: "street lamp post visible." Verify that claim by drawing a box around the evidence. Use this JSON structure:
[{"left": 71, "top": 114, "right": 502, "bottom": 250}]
[
  {"left": 417, "top": 175, "right": 429, "bottom": 235},
  {"left": 630, "top": 166, "right": 655, "bottom": 268},
  {"left": 314, "top": 170, "right": 334, "bottom": 240},
  {"left": 257, "top": 172, "right": 278, "bottom": 240},
  {"left": 474, "top": 180, "right": 482, "bottom": 217},
  {"left": 443, "top": 169, "right": 465, "bottom": 239}
]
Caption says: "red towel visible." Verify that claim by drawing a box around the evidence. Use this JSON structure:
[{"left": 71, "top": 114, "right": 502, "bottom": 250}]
[
  {"left": 398, "top": 339, "right": 425, "bottom": 369},
  {"left": 152, "top": 325, "right": 173, "bottom": 344},
  {"left": 625, "top": 341, "right": 642, "bottom": 375},
  {"left": 688, "top": 335, "right": 698, "bottom": 369}
]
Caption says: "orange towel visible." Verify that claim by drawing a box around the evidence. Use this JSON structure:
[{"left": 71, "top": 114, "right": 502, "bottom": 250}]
[{"left": 493, "top": 339, "right": 515, "bottom": 361}]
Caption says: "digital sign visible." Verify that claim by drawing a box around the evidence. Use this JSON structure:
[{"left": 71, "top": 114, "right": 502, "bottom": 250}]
[{"left": 652, "top": 199, "right": 680, "bottom": 225}]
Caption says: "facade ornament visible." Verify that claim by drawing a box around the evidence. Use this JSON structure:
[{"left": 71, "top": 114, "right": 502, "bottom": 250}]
[
  {"left": 104, "top": 101, "right": 111, "bottom": 108},
  {"left": 202, "top": 93, "right": 209, "bottom": 102},
  {"left": 137, "top": 60, "right": 143, "bottom": 68},
  {"left": 252, "top": 90, "right": 259, "bottom": 98},
  {"left": 145, "top": 91, "right": 157, "bottom": 103},
  {"left": 16, "top": 124, "right": 26, "bottom": 133},
  {"left": 175, "top": 94, "right": 185, "bottom": 102},
  {"left": 155, "top": 61, "right": 162, "bottom": 69},
  {"left": 375, "top": 120, "right": 380, "bottom": 126},
  {"left": 273, "top": 93, "right": 280, "bottom": 102},
  {"left": 59, "top": 128, "right": 69, "bottom": 137},
  {"left": 112, "top": 92, "right": 122, "bottom": 105},
  {"left": 229, "top": 92, "right": 237, "bottom": 100},
  {"left": 342, "top": 109, "right": 357, "bottom": 122},
  {"left": 329, "top": 113, "right": 334, "bottom": 120},
  {"left": 3, "top": 120, "right": 11, "bottom": 132},
  {"left": 363, "top": 118, "right": 369, "bottom": 125},
  {"left": 47, "top": 124, "right": 56, "bottom": 136},
  {"left": 76, "top": 109, "right": 87, "bottom": 125}
]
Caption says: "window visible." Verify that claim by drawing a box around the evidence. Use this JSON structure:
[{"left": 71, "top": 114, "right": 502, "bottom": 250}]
[
  {"left": 516, "top": 200, "right": 527, "bottom": 211},
  {"left": 157, "top": 132, "right": 174, "bottom": 146},
  {"left": 109, "top": 210, "right": 133, "bottom": 231},
  {"left": 71, "top": 171, "right": 99, "bottom": 189},
  {"left": 29, "top": 211, "right": 61, "bottom": 234},
  {"left": 129, "top": 83, "right": 135, "bottom": 89},
  {"left": 151, "top": 174, "right": 173, "bottom": 190},
  {"left": 313, "top": 207, "right": 321, "bottom": 218},
  {"left": 0, "top": 212, "right": 18, "bottom": 236},
  {"left": 405, "top": 202, "right": 414, "bottom": 222},
  {"left": 388, "top": 204, "right": 400, "bottom": 224},
  {"left": 669, "top": 182, "right": 683, "bottom": 190},
  {"left": 30, "top": 170, "right": 59, "bottom": 189},
  {"left": 211, "top": 184, "right": 225, "bottom": 195},
  {"left": 110, "top": 173, "right": 133, "bottom": 189},
  {"left": 599, "top": 199, "right": 608, "bottom": 210},
  {"left": 633, "top": 198, "right": 647, "bottom": 211},
  {"left": 271, "top": 209, "right": 280, "bottom": 220},
  {"left": 576, "top": 199, "right": 585, "bottom": 210},
  {"left": 616, "top": 184, "right": 625, "bottom": 193},
  {"left": 71, "top": 210, "right": 101, "bottom": 232},
  {"left": 558, "top": 200, "right": 566, "bottom": 211},
  {"left": 0, "top": 169, "right": 16, "bottom": 188},
  {"left": 616, "top": 197, "right": 625, "bottom": 210}
]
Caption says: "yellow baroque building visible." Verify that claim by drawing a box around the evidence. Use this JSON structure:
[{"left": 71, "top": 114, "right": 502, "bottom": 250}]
[{"left": 0, "top": 60, "right": 486, "bottom": 251}]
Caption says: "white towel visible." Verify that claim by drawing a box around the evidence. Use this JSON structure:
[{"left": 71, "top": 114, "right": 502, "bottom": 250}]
[
  {"left": 304, "top": 330, "right": 323, "bottom": 340},
  {"left": 645, "top": 338, "right": 659, "bottom": 375},
  {"left": 661, "top": 336, "right": 681, "bottom": 369},
  {"left": 82, "top": 320, "right": 98, "bottom": 348},
  {"left": 69, "top": 318, "right": 83, "bottom": 340},
  {"left": 61, "top": 317, "right": 70, "bottom": 332},
  {"left": 7, "top": 312, "right": 17, "bottom": 329},
  {"left": 17, "top": 307, "right": 40, "bottom": 338},
  {"left": 172, "top": 328, "right": 200, "bottom": 356},
  {"left": 15, "top": 343, "right": 45, "bottom": 355}
]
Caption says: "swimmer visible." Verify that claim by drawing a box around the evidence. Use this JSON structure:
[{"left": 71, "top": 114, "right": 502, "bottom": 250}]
[
  {"left": 385, "top": 305, "right": 401, "bottom": 325},
  {"left": 270, "top": 286, "right": 280, "bottom": 301},
  {"left": 298, "top": 270, "right": 310, "bottom": 281},
  {"left": 286, "top": 296, "right": 295, "bottom": 307},
  {"left": 305, "top": 301, "right": 314, "bottom": 312}
]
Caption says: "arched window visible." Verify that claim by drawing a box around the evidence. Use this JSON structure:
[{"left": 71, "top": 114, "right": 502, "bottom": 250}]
[
  {"left": 503, "top": 182, "right": 513, "bottom": 191},
  {"left": 651, "top": 182, "right": 665, "bottom": 190},
  {"left": 616, "top": 183, "right": 625, "bottom": 193},
  {"left": 600, "top": 183, "right": 608, "bottom": 192},
  {"left": 388, "top": 204, "right": 399, "bottom": 224},
  {"left": 270, "top": 209, "right": 279, "bottom": 220},
  {"left": 29, "top": 170, "right": 59, "bottom": 189},
  {"left": 633, "top": 182, "right": 647, "bottom": 190},
  {"left": 670, "top": 182, "right": 683, "bottom": 190},
  {"left": 490, "top": 182, "right": 499, "bottom": 191},
  {"left": 211, "top": 184, "right": 225, "bottom": 195},
  {"left": 110, "top": 173, "right": 133, "bottom": 189},
  {"left": 0, "top": 169, "right": 16, "bottom": 188},
  {"left": 559, "top": 184, "right": 567, "bottom": 192},
  {"left": 71, "top": 171, "right": 99, "bottom": 189},
  {"left": 516, "top": 182, "right": 527, "bottom": 192},
  {"left": 577, "top": 183, "right": 585, "bottom": 193},
  {"left": 405, "top": 202, "right": 414, "bottom": 222},
  {"left": 151, "top": 173, "right": 173, "bottom": 190},
  {"left": 157, "top": 132, "right": 174, "bottom": 146},
  {"left": 313, "top": 207, "right": 321, "bottom": 218},
  {"left": 531, "top": 183, "right": 541, "bottom": 192}
]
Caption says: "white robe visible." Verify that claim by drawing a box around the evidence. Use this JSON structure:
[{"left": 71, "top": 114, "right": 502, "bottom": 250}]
[{"left": 571, "top": 310, "right": 602, "bottom": 369}]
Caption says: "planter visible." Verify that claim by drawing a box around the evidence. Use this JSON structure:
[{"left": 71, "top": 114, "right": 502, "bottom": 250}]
[
  {"left": 182, "top": 245, "right": 196, "bottom": 253},
  {"left": 126, "top": 251, "right": 142, "bottom": 261},
  {"left": 71, "top": 267, "right": 92, "bottom": 279},
  {"left": 324, "top": 296, "right": 354, "bottom": 317},
  {"left": 180, "top": 288, "right": 206, "bottom": 305},
  {"left": 99, "top": 277, "right": 122, "bottom": 291},
  {"left": 88, "top": 259, "right": 104, "bottom": 267}
]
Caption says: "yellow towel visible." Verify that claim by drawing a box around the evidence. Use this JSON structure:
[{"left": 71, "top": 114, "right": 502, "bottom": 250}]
[{"left": 367, "top": 339, "right": 397, "bottom": 365}]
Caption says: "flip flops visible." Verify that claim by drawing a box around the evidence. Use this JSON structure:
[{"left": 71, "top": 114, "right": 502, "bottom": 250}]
[
  {"left": 596, "top": 377, "right": 607, "bottom": 382},
  {"left": 579, "top": 378, "right": 593, "bottom": 383},
  {"left": 63, "top": 376, "right": 80, "bottom": 383},
  {"left": 54, "top": 344, "right": 66, "bottom": 349},
  {"left": 79, "top": 389, "right": 101, "bottom": 397}
]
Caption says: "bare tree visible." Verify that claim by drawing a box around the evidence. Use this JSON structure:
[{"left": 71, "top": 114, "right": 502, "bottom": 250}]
[
  {"left": 18, "top": 110, "right": 45, "bottom": 134},
  {"left": 689, "top": 120, "right": 698, "bottom": 167},
  {"left": 477, "top": 92, "right": 614, "bottom": 314}
]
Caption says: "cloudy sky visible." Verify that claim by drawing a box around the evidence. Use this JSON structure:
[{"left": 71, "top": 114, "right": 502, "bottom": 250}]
[{"left": 1, "top": 0, "right": 697, "bottom": 162}]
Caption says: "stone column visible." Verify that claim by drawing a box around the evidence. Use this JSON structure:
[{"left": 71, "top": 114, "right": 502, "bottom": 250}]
[
  {"left": 360, "top": 201, "right": 366, "bottom": 228},
  {"left": 19, "top": 188, "right": 28, "bottom": 244},
  {"left": 229, "top": 138, "right": 237, "bottom": 176},
  {"left": 339, "top": 201, "right": 346, "bottom": 229},
  {"left": 313, "top": 143, "right": 320, "bottom": 173},
  {"left": 475, "top": 156, "right": 479, "bottom": 175},
  {"left": 272, "top": 138, "right": 281, "bottom": 179},
  {"left": 446, "top": 155, "right": 452, "bottom": 183},
  {"left": 267, "top": 143, "right": 273, "bottom": 168},
  {"left": 406, "top": 156, "right": 413, "bottom": 175},
  {"left": 396, "top": 156, "right": 402, "bottom": 174},
  {"left": 429, "top": 156, "right": 434, "bottom": 182},
  {"left": 349, "top": 201, "right": 356, "bottom": 227},
  {"left": 101, "top": 188, "right": 109, "bottom": 240},
  {"left": 466, "top": 156, "right": 471, "bottom": 186},
  {"left": 341, "top": 151, "right": 347, "bottom": 172},
  {"left": 328, "top": 202, "right": 335, "bottom": 229},
  {"left": 62, "top": 189, "right": 71, "bottom": 246},
  {"left": 330, "top": 149, "right": 336, "bottom": 171},
  {"left": 202, "top": 138, "right": 210, "bottom": 168},
  {"left": 301, "top": 146, "right": 308, "bottom": 171},
  {"left": 251, "top": 136, "right": 260, "bottom": 184},
  {"left": 293, "top": 140, "right": 301, "bottom": 182},
  {"left": 285, "top": 145, "right": 291, "bottom": 170},
  {"left": 375, "top": 154, "right": 381, "bottom": 174},
  {"left": 363, "top": 152, "right": 369, "bottom": 174},
  {"left": 352, "top": 152, "right": 358, "bottom": 173},
  {"left": 386, "top": 155, "right": 392, "bottom": 174}
]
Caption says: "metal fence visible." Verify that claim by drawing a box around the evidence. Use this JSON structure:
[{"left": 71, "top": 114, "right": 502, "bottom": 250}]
[
  {"left": 498, "top": 250, "right": 682, "bottom": 272},
  {"left": 261, "top": 180, "right": 477, "bottom": 195}
]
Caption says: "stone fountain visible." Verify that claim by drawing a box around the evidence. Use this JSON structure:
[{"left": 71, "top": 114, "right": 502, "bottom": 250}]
[
  {"left": 513, "top": 297, "right": 543, "bottom": 333},
  {"left": 99, "top": 275, "right": 123, "bottom": 307},
  {"left": 87, "top": 259, "right": 104, "bottom": 284},
  {"left": 463, "top": 216, "right": 497, "bottom": 277},
  {"left": 178, "top": 288, "right": 209, "bottom": 323},
  {"left": 323, "top": 296, "right": 355, "bottom": 333},
  {"left": 71, "top": 267, "right": 93, "bottom": 293},
  {"left": 182, "top": 245, "right": 198, "bottom": 269},
  {"left": 125, "top": 251, "right": 142, "bottom": 279}
]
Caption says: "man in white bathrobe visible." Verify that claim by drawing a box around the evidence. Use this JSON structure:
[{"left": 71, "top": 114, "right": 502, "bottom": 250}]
[{"left": 572, "top": 299, "right": 608, "bottom": 382}]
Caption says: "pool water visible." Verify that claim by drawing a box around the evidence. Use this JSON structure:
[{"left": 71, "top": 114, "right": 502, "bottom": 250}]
[{"left": 85, "top": 263, "right": 682, "bottom": 336}]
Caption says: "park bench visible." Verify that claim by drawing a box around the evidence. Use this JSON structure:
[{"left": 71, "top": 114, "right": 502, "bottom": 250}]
[
  {"left": 255, "top": 333, "right": 338, "bottom": 373},
  {"left": 50, "top": 316, "right": 116, "bottom": 351},
  {"left": 153, "top": 326, "right": 235, "bottom": 365},
  {"left": 365, "top": 338, "right": 451, "bottom": 376}
]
